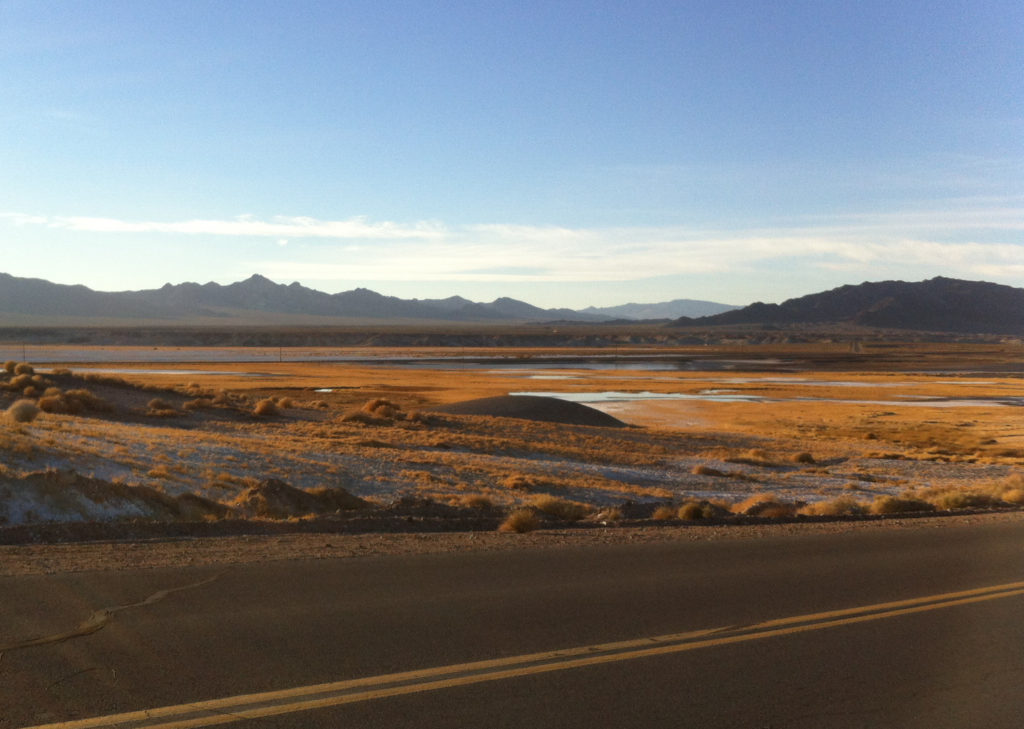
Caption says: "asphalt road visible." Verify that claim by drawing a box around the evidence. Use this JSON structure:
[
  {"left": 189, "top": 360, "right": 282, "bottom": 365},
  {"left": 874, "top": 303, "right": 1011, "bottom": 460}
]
[{"left": 3, "top": 519, "right": 1024, "bottom": 728}]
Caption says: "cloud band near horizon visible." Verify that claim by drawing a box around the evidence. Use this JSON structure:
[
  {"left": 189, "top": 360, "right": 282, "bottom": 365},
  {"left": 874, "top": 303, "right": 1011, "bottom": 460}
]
[{"left": 2, "top": 208, "right": 1023, "bottom": 285}]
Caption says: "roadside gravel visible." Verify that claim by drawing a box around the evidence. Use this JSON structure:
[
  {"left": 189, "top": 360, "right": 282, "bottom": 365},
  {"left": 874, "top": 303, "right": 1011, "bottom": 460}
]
[{"left": 3, "top": 510, "right": 1022, "bottom": 576}]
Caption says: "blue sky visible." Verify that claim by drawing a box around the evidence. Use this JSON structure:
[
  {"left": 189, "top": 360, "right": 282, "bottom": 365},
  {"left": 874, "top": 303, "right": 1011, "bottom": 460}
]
[{"left": 1, "top": 0, "right": 1021, "bottom": 308}]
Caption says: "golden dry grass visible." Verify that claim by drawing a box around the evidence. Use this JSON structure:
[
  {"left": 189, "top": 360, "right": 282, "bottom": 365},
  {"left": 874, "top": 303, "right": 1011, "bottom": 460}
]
[
  {"left": 3, "top": 353, "right": 1023, "bottom": 528},
  {"left": 798, "top": 496, "right": 867, "bottom": 516},
  {"left": 499, "top": 508, "right": 540, "bottom": 533},
  {"left": 652, "top": 504, "right": 677, "bottom": 520},
  {"left": 868, "top": 496, "right": 935, "bottom": 515},
  {"left": 530, "top": 494, "right": 591, "bottom": 521}
]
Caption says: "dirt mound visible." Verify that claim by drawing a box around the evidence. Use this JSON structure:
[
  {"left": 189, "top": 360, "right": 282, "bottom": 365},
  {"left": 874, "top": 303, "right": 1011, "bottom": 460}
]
[
  {"left": 232, "top": 479, "right": 368, "bottom": 518},
  {"left": 0, "top": 470, "right": 181, "bottom": 525},
  {"left": 433, "top": 395, "right": 626, "bottom": 428}
]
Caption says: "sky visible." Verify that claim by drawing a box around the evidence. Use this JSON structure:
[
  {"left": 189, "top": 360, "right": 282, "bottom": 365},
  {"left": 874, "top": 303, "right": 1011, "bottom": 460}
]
[{"left": 1, "top": 0, "right": 1021, "bottom": 309}]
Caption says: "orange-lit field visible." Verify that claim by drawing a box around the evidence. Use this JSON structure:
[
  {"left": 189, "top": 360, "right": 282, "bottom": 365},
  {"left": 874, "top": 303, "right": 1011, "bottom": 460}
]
[{"left": 1, "top": 342, "right": 1023, "bottom": 534}]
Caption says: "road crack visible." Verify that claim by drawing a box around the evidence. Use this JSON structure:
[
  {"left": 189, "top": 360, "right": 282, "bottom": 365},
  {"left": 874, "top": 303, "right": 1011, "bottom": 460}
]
[{"left": 0, "top": 573, "right": 220, "bottom": 654}]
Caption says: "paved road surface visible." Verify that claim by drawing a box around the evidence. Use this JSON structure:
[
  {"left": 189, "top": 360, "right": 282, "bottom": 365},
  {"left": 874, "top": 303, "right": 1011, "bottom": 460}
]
[{"left": 3, "top": 519, "right": 1024, "bottom": 728}]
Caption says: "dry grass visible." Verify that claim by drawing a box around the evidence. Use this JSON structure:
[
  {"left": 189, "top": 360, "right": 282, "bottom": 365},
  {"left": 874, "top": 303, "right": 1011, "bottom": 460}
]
[
  {"left": 729, "top": 492, "right": 778, "bottom": 514},
  {"left": 594, "top": 506, "right": 624, "bottom": 522},
  {"left": 530, "top": 494, "right": 591, "bottom": 521},
  {"left": 458, "top": 494, "right": 494, "bottom": 509},
  {"left": 798, "top": 496, "right": 867, "bottom": 516},
  {"left": 499, "top": 508, "right": 540, "bottom": 533},
  {"left": 652, "top": 504, "right": 677, "bottom": 520},
  {"left": 868, "top": 496, "right": 936, "bottom": 515}
]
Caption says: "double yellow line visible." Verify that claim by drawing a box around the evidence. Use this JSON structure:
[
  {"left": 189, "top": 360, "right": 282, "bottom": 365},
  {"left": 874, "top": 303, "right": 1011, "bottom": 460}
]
[{"left": 27, "top": 579, "right": 1024, "bottom": 729}]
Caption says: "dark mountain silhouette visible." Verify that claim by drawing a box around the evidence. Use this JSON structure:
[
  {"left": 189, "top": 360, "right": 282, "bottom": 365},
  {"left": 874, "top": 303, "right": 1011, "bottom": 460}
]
[
  {"left": 0, "top": 272, "right": 615, "bottom": 324},
  {"left": 673, "top": 277, "right": 1024, "bottom": 334}
]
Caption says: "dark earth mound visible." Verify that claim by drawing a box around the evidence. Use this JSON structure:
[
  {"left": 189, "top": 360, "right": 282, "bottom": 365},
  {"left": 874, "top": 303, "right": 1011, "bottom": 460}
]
[{"left": 433, "top": 395, "right": 627, "bottom": 428}]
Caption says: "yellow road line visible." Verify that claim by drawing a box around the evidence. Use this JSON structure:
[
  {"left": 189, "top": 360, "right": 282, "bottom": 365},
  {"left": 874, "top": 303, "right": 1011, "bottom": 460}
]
[{"left": 25, "top": 579, "right": 1024, "bottom": 729}]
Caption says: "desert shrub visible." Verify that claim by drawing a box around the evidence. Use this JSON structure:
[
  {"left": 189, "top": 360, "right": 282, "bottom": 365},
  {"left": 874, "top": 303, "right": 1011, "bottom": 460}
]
[
  {"left": 182, "top": 398, "right": 212, "bottom": 411},
  {"left": 42, "top": 387, "right": 62, "bottom": 397},
  {"left": 146, "top": 398, "right": 178, "bottom": 417},
  {"left": 3, "top": 360, "right": 15, "bottom": 373},
  {"left": 985, "top": 473, "right": 1024, "bottom": 504},
  {"left": 338, "top": 409, "right": 379, "bottom": 425},
  {"left": 1000, "top": 488, "right": 1024, "bottom": 505},
  {"left": 459, "top": 494, "right": 494, "bottom": 510},
  {"left": 406, "top": 410, "right": 429, "bottom": 424},
  {"left": 594, "top": 506, "right": 623, "bottom": 522},
  {"left": 253, "top": 398, "right": 279, "bottom": 416},
  {"left": 212, "top": 390, "right": 233, "bottom": 406},
  {"left": 753, "top": 502, "right": 797, "bottom": 518},
  {"left": 50, "top": 367, "right": 72, "bottom": 376},
  {"left": 792, "top": 452, "right": 816, "bottom": 464},
  {"left": 923, "top": 490, "right": 996, "bottom": 510},
  {"left": 361, "top": 398, "right": 400, "bottom": 418},
  {"left": 501, "top": 474, "right": 548, "bottom": 492},
  {"left": 726, "top": 448, "right": 776, "bottom": 466},
  {"left": 8, "top": 374, "right": 33, "bottom": 390},
  {"left": 797, "top": 496, "right": 867, "bottom": 516},
  {"left": 499, "top": 508, "right": 540, "bottom": 533},
  {"left": 531, "top": 494, "right": 591, "bottom": 521},
  {"left": 868, "top": 496, "right": 936, "bottom": 515},
  {"left": 678, "top": 501, "right": 705, "bottom": 520},
  {"left": 63, "top": 388, "right": 112, "bottom": 413},
  {"left": 6, "top": 399, "right": 40, "bottom": 423},
  {"left": 691, "top": 464, "right": 726, "bottom": 477},
  {"left": 22, "top": 385, "right": 38, "bottom": 398},
  {"left": 730, "top": 493, "right": 795, "bottom": 517},
  {"left": 652, "top": 504, "right": 677, "bottom": 520},
  {"left": 276, "top": 396, "right": 295, "bottom": 409},
  {"left": 13, "top": 362, "right": 34, "bottom": 375},
  {"left": 37, "top": 395, "right": 67, "bottom": 413},
  {"left": 729, "top": 492, "right": 779, "bottom": 514},
  {"left": 310, "top": 400, "right": 330, "bottom": 409},
  {"left": 83, "top": 373, "right": 127, "bottom": 385}
]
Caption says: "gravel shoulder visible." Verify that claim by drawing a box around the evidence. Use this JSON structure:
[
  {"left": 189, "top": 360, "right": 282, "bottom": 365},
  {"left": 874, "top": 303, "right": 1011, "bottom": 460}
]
[{"left": 4, "top": 510, "right": 1023, "bottom": 576}]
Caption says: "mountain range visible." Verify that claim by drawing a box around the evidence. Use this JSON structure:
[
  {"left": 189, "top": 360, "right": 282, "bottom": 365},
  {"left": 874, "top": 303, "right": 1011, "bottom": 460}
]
[
  {"left": 673, "top": 276, "right": 1024, "bottom": 334},
  {"left": 0, "top": 273, "right": 1021, "bottom": 335},
  {"left": 0, "top": 272, "right": 734, "bottom": 325}
]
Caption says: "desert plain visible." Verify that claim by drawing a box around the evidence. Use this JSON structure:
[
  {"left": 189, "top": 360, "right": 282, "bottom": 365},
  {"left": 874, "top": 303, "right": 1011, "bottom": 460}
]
[{"left": 1, "top": 339, "right": 1023, "bottom": 573}]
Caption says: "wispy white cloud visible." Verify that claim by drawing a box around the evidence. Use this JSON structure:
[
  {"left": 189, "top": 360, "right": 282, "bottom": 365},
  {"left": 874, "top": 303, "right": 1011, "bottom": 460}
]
[
  {"left": 2, "top": 213, "right": 447, "bottom": 240},
  {"left": 3, "top": 209, "right": 1023, "bottom": 287}
]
